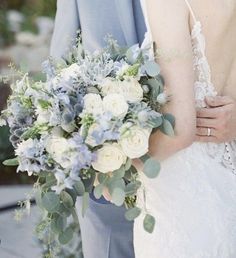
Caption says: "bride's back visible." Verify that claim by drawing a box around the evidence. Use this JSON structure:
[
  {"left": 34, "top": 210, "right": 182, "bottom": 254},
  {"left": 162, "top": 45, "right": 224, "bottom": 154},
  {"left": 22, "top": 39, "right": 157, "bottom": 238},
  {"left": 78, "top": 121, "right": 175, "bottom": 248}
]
[{"left": 190, "top": 0, "right": 236, "bottom": 99}]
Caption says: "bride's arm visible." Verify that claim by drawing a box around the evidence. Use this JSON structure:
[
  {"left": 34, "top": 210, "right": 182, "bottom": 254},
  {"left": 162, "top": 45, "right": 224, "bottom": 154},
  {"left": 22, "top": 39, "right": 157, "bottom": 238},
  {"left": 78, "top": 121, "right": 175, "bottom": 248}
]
[
  {"left": 50, "top": 0, "right": 80, "bottom": 59},
  {"left": 146, "top": 0, "right": 196, "bottom": 161}
]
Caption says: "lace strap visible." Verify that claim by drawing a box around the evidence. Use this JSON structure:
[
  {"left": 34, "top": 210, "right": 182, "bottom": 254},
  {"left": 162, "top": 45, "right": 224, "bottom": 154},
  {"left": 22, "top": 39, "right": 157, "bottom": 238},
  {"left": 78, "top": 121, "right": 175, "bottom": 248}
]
[{"left": 184, "top": 0, "right": 198, "bottom": 24}]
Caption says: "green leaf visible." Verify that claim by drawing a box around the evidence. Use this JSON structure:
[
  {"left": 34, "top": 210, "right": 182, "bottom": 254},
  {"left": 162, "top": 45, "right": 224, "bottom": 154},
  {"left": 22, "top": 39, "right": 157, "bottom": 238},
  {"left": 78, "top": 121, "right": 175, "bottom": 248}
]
[
  {"left": 74, "top": 180, "right": 85, "bottom": 196},
  {"left": 144, "top": 61, "right": 161, "bottom": 77},
  {"left": 34, "top": 189, "right": 43, "bottom": 209},
  {"left": 163, "top": 113, "right": 176, "bottom": 128},
  {"left": 107, "top": 178, "right": 125, "bottom": 193},
  {"left": 143, "top": 214, "right": 156, "bottom": 233},
  {"left": 57, "top": 204, "right": 71, "bottom": 218},
  {"left": 112, "top": 166, "right": 126, "bottom": 179},
  {"left": 124, "top": 165, "right": 138, "bottom": 181},
  {"left": 143, "top": 158, "right": 161, "bottom": 179},
  {"left": 125, "top": 181, "right": 142, "bottom": 195},
  {"left": 126, "top": 44, "right": 139, "bottom": 64},
  {"left": 161, "top": 119, "right": 175, "bottom": 136},
  {"left": 51, "top": 215, "right": 66, "bottom": 234},
  {"left": 83, "top": 171, "right": 96, "bottom": 193},
  {"left": 150, "top": 116, "right": 163, "bottom": 128},
  {"left": 97, "top": 173, "right": 107, "bottom": 184},
  {"left": 41, "top": 192, "right": 60, "bottom": 213},
  {"left": 58, "top": 227, "right": 74, "bottom": 245},
  {"left": 82, "top": 192, "right": 89, "bottom": 217},
  {"left": 124, "top": 159, "right": 132, "bottom": 171},
  {"left": 94, "top": 184, "right": 104, "bottom": 199},
  {"left": 60, "top": 191, "right": 74, "bottom": 209},
  {"left": 3, "top": 157, "right": 19, "bottom": 166},
  {"left": 111, "top": 188, "right": 125, "bottom": 207},
  {"left": 125, "top": 207, "right": 142, "bottom": 221},
  {"left": 140, "top": 154, "right": 150, "bottom": 163},
  {"left": 147, "top": 79, "right": 163, "bottom": 99}
]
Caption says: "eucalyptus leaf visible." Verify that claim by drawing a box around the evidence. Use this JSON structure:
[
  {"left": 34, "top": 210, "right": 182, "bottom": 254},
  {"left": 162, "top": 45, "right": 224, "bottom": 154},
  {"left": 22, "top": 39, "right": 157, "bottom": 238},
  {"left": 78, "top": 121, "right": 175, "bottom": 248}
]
[
  {"left": 163, "top": 113, "right": 176, "bottom": 128},
  {"left": 74, "top": 180, "right": 85, "bottom": 196},
  {"left": 83, "top": 172, "right": 96, "bottom": 193},
  {"left": 41, "top": 192, "right": 60, "bottom": 213},
  {"left": 82, "top": 192, "right": 89, "bottom": 217},
  {"left": 94, "top": 184, "right": 104, "bottom": 199},
  {"left": 113, "top": 166, "right": 126, "bottom": 179},
  {"left": 124, "top": 159, "right": 132, "bottom": 171},
  {"left": 143, "top": 214, "right": 156, "bottom": 233},
  {"left": 60, "top": 191, "right": 74, "bottom": 209},
  {"left": 126, "top": 44, "right": 140, "bottom": 64},
  {"left": 107, "top": 178, "right": 125, "bottom": 193},
  {"left": 125, "top": 207, "right": 142, "bottom": 221},
  {"left": 125, "top": 181, "right": 142, "bottom": 195},
  {"left": 147, "top": 79, "right": 163, "bottom": 98},
  {"left": 144, "top": 61, "right": 161, "bottom": 77},
  {"left": 34, "top": 189, "right": 43, "bottom": 209},
  {"left": 58, "top": 227, "right": 74, "bottom": 245},
  {"left": 143, "top": 158, "right": 161, "bottom": 179},
  {"left": 51, "top": 215, "right": 66, "bottom": 234},
  {"left": 57, "top": 204, "right": 71, "bottom": 218},
  {"left": 161, "top": 119, "right": 175, "bottom": 136},
  {"left": 111, "top": 188, "right": 125, "bottom": 207},
  {"left": 150, "top": 116, "right": 163, "bottom": 128},
  {"left": 97, "top": 173, "right": 107, "bottom": 184},
  {"left": 3, "top": 157, "right": 19, "bottom": 166}
]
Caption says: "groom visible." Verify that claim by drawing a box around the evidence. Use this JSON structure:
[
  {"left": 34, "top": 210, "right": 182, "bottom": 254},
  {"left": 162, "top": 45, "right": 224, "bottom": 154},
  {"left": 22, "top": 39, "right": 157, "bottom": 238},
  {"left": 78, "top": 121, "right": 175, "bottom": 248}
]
[{"left": 50, "top": 1, "right": 146, "bottom": 258}]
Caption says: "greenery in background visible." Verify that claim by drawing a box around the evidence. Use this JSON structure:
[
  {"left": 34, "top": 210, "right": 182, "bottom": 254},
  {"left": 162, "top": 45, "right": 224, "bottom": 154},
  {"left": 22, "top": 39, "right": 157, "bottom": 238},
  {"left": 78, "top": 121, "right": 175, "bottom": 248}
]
[
  {"left": 0, "top": 2, "right": 15, "bottom": 46},
  {"left": 0, "top": 0, "right": 56, "bottom": 47},
  {"left": 0, "top": 126, "right": 14, "bottom": 162}
]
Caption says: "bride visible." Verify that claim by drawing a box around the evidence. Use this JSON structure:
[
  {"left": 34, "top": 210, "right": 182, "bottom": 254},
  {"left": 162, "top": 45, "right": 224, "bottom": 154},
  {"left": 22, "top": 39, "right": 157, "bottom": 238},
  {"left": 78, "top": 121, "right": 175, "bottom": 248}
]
[{"left": 134, "top": 0, "right": 236, "bottom": 257}]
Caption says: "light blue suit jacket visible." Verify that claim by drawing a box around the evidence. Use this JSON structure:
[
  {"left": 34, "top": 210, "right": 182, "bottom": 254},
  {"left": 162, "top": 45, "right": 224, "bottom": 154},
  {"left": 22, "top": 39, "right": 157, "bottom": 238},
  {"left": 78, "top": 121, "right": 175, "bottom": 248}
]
[
  {"left": 50, "top": 1, "right": 146, "bottom": 257},
  {"left": 50, "top": 0, "right": 146, "bottom": 58}
]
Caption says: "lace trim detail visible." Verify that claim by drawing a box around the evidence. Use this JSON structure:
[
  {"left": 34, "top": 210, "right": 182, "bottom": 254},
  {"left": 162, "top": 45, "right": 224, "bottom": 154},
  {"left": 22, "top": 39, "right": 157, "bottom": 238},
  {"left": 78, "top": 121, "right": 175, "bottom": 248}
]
[
  {"left": 191, "top": 22, "right": 217, "bottom": 108},
  {"left": 208, "top": 141, "right": 236, "bottom": 175},
  {"left": 190, "top": 22, "right": 236, "bottom": 174}
]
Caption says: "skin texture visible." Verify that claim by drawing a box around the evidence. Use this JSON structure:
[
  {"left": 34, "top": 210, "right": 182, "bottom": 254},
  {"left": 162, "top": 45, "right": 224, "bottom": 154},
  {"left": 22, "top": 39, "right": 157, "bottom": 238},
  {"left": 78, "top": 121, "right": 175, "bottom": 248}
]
[
  {"left": 196, "top": 96, "right": 236, "bottom": 142},
  {"left": 144, "top": 0, "right": 236, "bottom": 160},
  {"left": 187, "top": 0, "right": 236, "bottom": 143}
]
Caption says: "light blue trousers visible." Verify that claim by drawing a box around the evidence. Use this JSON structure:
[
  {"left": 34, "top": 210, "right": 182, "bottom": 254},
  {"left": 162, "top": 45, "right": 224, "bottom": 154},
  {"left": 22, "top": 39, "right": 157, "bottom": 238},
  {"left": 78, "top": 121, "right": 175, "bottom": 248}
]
[{"left": 76, "top": 197, "right": 135, "bottom": 258}]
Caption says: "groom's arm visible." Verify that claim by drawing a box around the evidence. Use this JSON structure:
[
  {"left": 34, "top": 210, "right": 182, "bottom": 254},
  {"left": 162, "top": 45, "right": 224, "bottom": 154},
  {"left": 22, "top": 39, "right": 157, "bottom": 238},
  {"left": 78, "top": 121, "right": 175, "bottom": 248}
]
[
  {"left": 50, "top": 0, "right": 80, "bottom": 59},
  {"left": 196, "top": 96, "right": 236, "bottom": 143}
]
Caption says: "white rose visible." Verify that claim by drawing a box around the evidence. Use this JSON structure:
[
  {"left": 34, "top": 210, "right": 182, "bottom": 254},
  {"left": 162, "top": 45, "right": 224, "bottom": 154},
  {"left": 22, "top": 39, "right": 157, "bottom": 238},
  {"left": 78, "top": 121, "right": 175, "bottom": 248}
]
[
  {"left": 120, "top": 77, "right": 143, "bottom": 103},
  {"left": 119, "top": 126, "right": 151, "bottom": 159},
  {"left": 103, "top": 94, "right": 128, "bottom": 118},
  {"left": 60, "top": 63, "right": 81, "bottom": 81},
  {"left": 83, "top": 93, "right": 103, "bottom": 115},
  {"left": 36, "top": 107, "right": 50, "bottom": 124},
  {"left": 116, "top": 63, "right": 130, "bottom": 77},
  {"left": 92, "top": 143, "right": 127, "bottom": 173},
  {"left": 46, "top": 136, "right": 70, "bottom": 168},
  {"left": 100, "top": 78, "right": 121, "bottom": 96}
]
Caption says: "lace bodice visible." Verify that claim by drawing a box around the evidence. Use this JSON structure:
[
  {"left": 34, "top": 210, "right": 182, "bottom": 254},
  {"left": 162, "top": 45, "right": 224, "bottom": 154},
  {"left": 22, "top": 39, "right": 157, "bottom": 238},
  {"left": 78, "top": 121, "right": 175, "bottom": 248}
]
[
  {"left": 141, "top": 0, "right": 236, "bottom": 174},
  {"left": 190, "top": 19, "right": 236, "bottom": 175}
]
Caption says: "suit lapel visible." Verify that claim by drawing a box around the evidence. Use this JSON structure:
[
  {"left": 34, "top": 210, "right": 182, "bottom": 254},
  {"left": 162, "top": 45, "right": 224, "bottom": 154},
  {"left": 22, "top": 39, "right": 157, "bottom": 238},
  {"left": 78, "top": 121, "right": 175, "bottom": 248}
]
[{"left": 114, "top": 0, "right": 138, "bottom": 46}]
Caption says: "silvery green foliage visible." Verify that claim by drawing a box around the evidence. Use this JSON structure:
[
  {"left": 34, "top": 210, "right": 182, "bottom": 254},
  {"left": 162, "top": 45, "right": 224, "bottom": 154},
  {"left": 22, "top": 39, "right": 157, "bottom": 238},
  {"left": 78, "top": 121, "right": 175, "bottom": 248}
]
[{"left": 0, "top": 37, "right": 175, "bottom": 250}]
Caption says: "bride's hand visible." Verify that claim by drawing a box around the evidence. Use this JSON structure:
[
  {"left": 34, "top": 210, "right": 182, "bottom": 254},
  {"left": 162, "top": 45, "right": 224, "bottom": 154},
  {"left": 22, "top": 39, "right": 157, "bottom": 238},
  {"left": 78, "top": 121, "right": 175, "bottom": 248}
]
[{"left": 196, "top": 96, "right": 236, "bottom": 143}]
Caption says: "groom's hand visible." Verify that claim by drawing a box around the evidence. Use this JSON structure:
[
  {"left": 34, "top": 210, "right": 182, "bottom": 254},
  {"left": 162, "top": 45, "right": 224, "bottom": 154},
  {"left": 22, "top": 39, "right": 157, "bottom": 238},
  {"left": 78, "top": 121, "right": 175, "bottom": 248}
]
[{"left": 196, "top": 96, "right": 236, "bottom": 143}]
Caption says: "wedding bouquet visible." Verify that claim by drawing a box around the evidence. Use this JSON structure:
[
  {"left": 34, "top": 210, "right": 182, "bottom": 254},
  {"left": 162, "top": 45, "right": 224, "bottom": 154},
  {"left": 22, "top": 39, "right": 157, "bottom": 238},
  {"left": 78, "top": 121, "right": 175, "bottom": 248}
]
[{"left": 0, "top": 38, "right": 174, "bottom": 246}]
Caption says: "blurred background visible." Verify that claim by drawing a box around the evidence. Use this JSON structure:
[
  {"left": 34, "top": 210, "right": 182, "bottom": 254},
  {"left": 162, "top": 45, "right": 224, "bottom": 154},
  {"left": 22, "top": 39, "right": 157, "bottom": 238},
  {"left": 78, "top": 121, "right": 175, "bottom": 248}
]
[
  {"left": 0, "top": 0, "right": 56, "bottom": 184},
  {"left": 0, "top": 1, "right": 56, "bottom": 257}
]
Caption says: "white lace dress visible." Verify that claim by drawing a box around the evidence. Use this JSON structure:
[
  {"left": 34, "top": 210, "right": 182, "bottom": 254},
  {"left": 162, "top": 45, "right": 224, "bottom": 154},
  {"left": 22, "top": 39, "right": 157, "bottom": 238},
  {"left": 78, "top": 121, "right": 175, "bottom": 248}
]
[{"left": 134, "top": 1, "right": 236, "bottom": 257}]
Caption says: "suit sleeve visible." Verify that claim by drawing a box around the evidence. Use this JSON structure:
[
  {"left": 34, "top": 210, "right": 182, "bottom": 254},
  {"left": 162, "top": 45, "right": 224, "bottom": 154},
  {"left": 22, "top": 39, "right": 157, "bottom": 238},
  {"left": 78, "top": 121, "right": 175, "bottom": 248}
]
[{"left": 50, "top": 0, "right": 80, "bottom": 59}]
